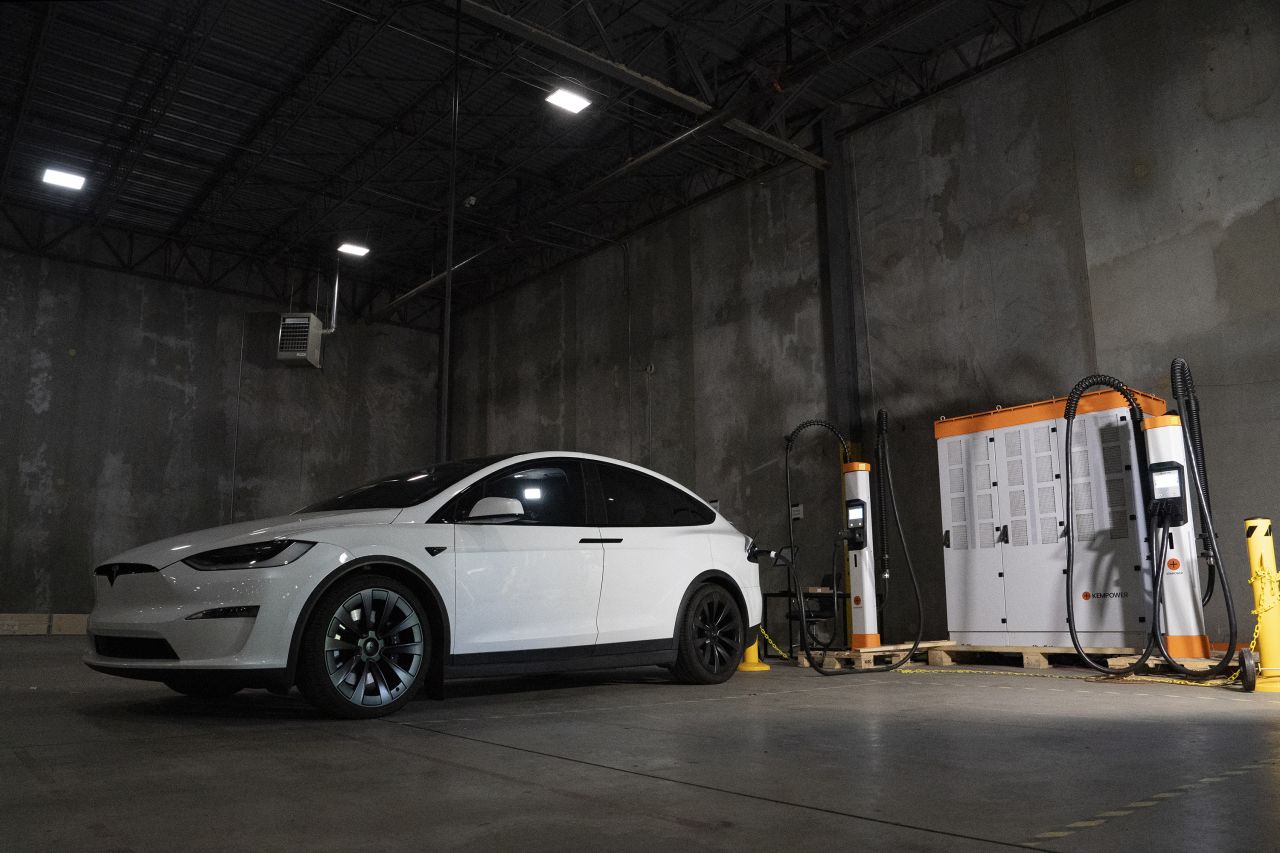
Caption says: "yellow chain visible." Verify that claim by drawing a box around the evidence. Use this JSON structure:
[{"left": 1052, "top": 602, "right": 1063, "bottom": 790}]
[
  {"left": 1225, "top": 559, "right": 1278, "bottom": 683},
  {"left": 757, "top": 626, "right": 791, "bottom": 660}
]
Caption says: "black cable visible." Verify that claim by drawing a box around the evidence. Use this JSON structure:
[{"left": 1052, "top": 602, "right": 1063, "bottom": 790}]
[
  {"left": 1063, "top": 376, "right": 1158, "bottom": 675},
  {"left": 867, "top": 409, "right": 926, "bottom": 673},
  {"left": 1171, "top": 358, "right": 1217, "bottom": 606},
  {"left": 875, "top": 409, "right": 891, "bottom": 623},
  {"left": 1063, "top": 371, "right": 1237, "bottom": 681},
  {"left": 783, "top": 419, "right": 854, "bottom": 674},
  {"left": 1149, "top": 412, "right": 1238, "bottom": 679}
]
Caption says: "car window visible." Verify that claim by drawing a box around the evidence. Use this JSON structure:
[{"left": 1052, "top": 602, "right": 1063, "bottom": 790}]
[
  {"left": 596, "top": 463, "right": 714, "bottom": 527},
  {"left": 460, "top": 460, "right": 589, "bottom": 526}
]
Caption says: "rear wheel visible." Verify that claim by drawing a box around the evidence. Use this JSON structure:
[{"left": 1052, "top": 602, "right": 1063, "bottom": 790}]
[
  {"left": 297, "top": 574, "right": 430, "bottom": 719},
  {"left": 672, "top": 583, "right": 743, "bottom": 685}
]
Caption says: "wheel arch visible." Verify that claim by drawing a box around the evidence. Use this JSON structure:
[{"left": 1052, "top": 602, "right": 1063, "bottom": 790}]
[
  {"left": 673, "top": 570, "right": 751, "bottom": 638},
  {"left": 285, "top": 556, "right": 450, "bottom": 691}
]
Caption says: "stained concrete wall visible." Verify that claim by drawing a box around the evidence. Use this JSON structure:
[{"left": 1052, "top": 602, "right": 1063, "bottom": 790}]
[
  {"left": 452, "top": 168, "right": 841, "bottom": 638},
  {"left": 849, "top": 0, "right": 1280, "bottom": 639},
  {"left": 0, "top": 250, "right": 437, "bottom": 614}
]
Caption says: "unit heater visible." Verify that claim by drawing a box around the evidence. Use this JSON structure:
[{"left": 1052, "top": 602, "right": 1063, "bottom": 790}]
[{"left": 276, "top": 313, "right": 322, "bottom": 367}]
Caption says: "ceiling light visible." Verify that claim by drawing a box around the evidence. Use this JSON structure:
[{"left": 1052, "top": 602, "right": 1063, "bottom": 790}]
[
  {"left": 337, "top": 243, "right": 369, "bottom": 256},
  {"left": 546, "top": 88, "right": 590, "bottom": 114},
  {"left": 42, "top": 168, "right": 85, "bottom": 190}
]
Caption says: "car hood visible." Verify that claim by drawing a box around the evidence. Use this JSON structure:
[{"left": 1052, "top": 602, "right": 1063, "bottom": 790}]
[{"left": 101, "top": 508, "right": 402, "bottom": 569}]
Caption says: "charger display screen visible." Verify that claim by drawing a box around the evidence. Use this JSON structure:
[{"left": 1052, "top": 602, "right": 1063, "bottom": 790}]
[
  {"left": 1152, "top": 469, "right": 1182, "bottom": 500},
  {"left": 847, "top": 504, "right": 864, "bottom": 526}
]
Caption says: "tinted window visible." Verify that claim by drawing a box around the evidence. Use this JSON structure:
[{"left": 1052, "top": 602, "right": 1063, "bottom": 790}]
[
  {"left": 299, "top": 455, "right": 511, "bottom": 513},
  {"left": 460, "top": 461, "right": 589, "bottom": 526},
  {"left": 597, "top": 464, "right": 714, "bottom": 527}
]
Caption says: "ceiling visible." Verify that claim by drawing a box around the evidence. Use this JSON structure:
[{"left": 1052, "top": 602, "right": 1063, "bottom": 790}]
[{"left": 0, "top": 0, "right": 1133, "bottom": 330}]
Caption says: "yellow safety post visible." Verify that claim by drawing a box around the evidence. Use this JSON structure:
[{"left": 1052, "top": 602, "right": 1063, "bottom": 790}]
[
  {"left": 1244, "top": 518, "right": 1280, "bottom": 692},
  {"left": 738, "top": 630, "right": 771, "bottom": 672}
]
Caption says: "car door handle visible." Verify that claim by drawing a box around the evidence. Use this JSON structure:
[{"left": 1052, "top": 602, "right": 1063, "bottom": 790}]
[{"left": 579, "top": 538, "right": 623, "bottom": 544}]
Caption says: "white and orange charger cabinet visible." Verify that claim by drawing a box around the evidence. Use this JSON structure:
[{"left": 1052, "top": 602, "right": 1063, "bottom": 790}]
[{"left": 933, "top": 390, "right": 1211, "bottom": 655}]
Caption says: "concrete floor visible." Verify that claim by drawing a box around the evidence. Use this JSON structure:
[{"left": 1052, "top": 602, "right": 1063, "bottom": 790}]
[{"left": 4, "top": 637, "right": 1280, "bottom": 851}]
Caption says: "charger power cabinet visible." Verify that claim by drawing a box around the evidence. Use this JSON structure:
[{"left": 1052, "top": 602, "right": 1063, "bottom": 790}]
[{"left": 934, "top": 390, "right": 1165, "bottom": 648}]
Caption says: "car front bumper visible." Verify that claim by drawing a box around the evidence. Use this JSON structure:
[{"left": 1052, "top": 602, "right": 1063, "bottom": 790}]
[{"left": 83, "top": 542, "right": 345, "bottom": 682}]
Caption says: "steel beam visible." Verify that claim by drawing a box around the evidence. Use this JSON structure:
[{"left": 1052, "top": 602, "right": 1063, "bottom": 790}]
[
  {"left": 168, "top": 11, "right": 385, "bottom": 240},
  {"left": 0, "top": 5, "right": 54, "bottom": 206},
  {"left": 88, "top": 0, "right": 229, "bottom": 228},
  {"left": 815, "top": 116, "right": 864, "bottom": 443},
  {"left": 445, "top": 0, "right": 828, "bottom": 171}
]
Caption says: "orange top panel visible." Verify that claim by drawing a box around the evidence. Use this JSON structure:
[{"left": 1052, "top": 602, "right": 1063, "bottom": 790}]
[
  {"left": 842, "top": 462, "right": 871, "bottom": 472},
  {"left": 934, "top": 389, "right": 1166, "bottom": 439},
  {"left": 1142, "top": 414, "right": 1182, "bottom": 431}
]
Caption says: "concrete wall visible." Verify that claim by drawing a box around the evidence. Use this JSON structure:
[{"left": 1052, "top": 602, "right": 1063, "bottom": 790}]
[
  {"left": 849, "top": 0, "right": 1280, "bottom": 639},
  {"left": 0, "top": 250, "right": 437, "bottom": 615},
  {"left": 452, "top": 167, "right": 841, "bottom": 634}
]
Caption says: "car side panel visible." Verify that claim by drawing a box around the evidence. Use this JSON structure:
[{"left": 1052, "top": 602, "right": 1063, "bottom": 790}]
[
  {"left": 453, "top": 524, "right": 604, "bottom": 653},
  {"left": 594, "top": 527, "right": 712, "bottom": 645}
]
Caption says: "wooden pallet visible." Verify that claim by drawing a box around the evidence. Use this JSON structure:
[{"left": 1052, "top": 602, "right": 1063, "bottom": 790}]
[
  {"left": 1105, "top": 650, "right": 1227, "bottom": 674},
  {"left": 927, "top": 644, "right": 1141, "bottom": 670},
  {"left": 795, "top": 640, "right": 954, "bottom": 670}
]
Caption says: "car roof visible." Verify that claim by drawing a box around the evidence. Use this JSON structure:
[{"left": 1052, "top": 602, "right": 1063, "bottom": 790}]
[{"left": 468, "top": 451, "right": 709, "bottom": 504}]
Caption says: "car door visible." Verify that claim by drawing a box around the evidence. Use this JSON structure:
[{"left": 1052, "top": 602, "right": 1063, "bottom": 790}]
[
  {"left": 452, "top": 459, "right": 604, "bottom": 654},
  {"left": 591, "top": 462, "right": 716, "bottom": 647}
]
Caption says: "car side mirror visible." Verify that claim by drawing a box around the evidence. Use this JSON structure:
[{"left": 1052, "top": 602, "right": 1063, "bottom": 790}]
[{"left": 464, "top": 496, "right": 525, "bottom": 524}]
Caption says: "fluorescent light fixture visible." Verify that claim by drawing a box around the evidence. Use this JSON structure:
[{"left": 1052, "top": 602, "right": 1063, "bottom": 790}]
[
  {"left": 523, "top": 488, "right": 542, "bottom": 501},
  {"left": 42, "top": 168, "right": 85, "bottom": 190},
  {"left": 337, "top": 243, "right": 369, "bottom": 256},
  {"left": 545, "top": 88, "right": 590, "bottom": 114}
]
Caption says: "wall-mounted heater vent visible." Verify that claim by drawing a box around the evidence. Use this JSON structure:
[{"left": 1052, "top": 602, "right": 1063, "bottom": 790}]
[{"left": 277, "top": 313, "right": 322, "bottom": 368}]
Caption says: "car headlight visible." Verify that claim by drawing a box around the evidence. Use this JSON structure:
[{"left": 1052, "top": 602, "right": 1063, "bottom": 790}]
[{"left": 184, "top": 540, "right": 314, "bottom": 571}]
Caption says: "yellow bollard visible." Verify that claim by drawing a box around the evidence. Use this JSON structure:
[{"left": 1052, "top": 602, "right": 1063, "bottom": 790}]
[
  {"left": 738, "top": 629, "right": 771, "bottom": 672},
  {"left": 1244, "top": 518, "right": 1280, "bottom": 692}
]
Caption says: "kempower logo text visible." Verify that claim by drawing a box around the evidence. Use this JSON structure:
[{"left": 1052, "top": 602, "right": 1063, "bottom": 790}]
[{"left": 1081, "top": 591, "right": 1129, "bottom": 601}]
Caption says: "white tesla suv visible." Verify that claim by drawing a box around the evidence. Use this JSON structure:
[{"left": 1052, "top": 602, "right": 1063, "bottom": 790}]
[{"left": 85, "top": 452, "right": 763, "bottom": 718}]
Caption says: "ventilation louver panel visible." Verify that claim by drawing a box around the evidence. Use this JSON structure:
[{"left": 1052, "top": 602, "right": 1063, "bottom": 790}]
[{"left": 277, "top": 313, "right": 323, "bottom": 368}]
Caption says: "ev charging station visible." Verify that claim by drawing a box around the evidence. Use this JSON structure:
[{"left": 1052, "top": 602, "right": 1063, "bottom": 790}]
[{"left": 841, "top": 461, "right": 879, "bottom": 649}]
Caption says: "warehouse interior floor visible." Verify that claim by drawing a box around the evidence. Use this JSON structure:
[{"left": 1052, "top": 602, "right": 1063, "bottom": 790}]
[{"left": 4, "top": 636, "right": 1279, "bottom": 851}]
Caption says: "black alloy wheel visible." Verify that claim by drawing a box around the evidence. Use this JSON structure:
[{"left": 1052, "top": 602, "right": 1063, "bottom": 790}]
[
  {"left": 672, "top": 583, "right": 744, "bottom": 685},
  {"left": 297, "top": 574, "right": 429, "bottom": 718}
]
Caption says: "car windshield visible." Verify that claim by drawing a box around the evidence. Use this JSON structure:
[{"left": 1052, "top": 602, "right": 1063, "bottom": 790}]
[{"left": 297, "top": 455, "right": 513, "bottom": 513}]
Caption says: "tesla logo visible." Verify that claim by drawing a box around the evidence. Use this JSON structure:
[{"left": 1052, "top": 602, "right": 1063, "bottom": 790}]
[
  {"left": 853, "top": 595, "right": 862, "bottom": 606},
  {"left": 1082, "top": 591, "right": 1091, "bottom": 601},
  {"left": 1167, "top": 558, "right": 1181, "bottom": 571}
]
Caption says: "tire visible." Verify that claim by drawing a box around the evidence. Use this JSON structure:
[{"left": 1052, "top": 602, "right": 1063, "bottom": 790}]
[
  {"left": 671, "top": 583, "right": 744, "bottom": 685},
  {"left": 165, "top": 680, "right": 242, "bottom": 699},
  {"left": 296, "top": 574, "right": 431, "bottom": 719},
  {"left": 1240, "top": 648, "right": 1258, "bottom": 692}
]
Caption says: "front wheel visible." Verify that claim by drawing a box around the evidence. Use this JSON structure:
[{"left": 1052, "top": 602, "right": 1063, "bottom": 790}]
[
  {"left": 296, "top": 574, "right": 430, "bottom": 719},
  {"left": 671, "top": 583, "right": 744, "bottom": 685}
]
